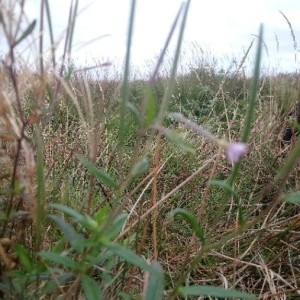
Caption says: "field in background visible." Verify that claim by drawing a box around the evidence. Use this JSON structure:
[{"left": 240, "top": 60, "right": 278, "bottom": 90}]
[{"left": 0, "top": 1, "right": 300, "bottom": 299}]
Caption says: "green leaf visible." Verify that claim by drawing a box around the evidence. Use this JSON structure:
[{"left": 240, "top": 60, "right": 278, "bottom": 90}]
[
  {"left": 42, "top": 273, "right": 74, "bottom": 294},
  {"left": 94, "top": 204, "right": 111, "bottom": 224},
  {"left": 164, "top": 128, "right": 195, "bottom": 154},
  {"left": 126, "top": 101, "right": 141, "bottom": 125},
  {"left": 14, "top": 20, "right": 36, "bottom": 47},
  {"left": 106, "top": 243, "right": 154, "bottom": 273},
  {"left": 35, "top": 127, "right": 46, "bottom": 250},
  {"left": 169, "top": 208, "right": 205, "bottom": 243},
  {"left": 145, "top": 88, "right": 157, "bottom": 126},
  {"left": 39, "top": 252, "right": 84, "bottom": 271},
  {"left": 145, "top": 261, "right": 164, "bottom": 300},
  {"left": 49, "top": 215, "right": 84, "bottom": 246},
  {"left": 119, "top": 0, "right": 136, "bottom": 147},
  {"left": 15, "top": 244, "right": 33, "bottom": 271},
  {"left": 130, "top": 157, "right": 149, "bottom": 177},
  {"left": 81, "top": 275, "right": 103, "bottom": 300},
  {"left": 285, "top": 191, "right": 300, "bottom": 204},
  {"left": 49, "top": 203, "right": 98, "bottom": 231},
  {"left": 179, "top": 285, "right": 257, "bottom": 299},
  {"left": 208, "top": 180, "right": 239, "bottom": 203},
  {"left": 105, "top": 213, "right": 128, "bottom": 240},
  {"left": 50, "top": 203, "right": 86, "bottom": 223},
  {"left": 78, "top": 156, "right": 118, "bottom": 189}
]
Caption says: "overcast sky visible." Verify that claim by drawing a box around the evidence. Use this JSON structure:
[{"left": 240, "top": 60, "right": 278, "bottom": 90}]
[{"left": 23, "top": 0, "right": 300, "bottom": 74}]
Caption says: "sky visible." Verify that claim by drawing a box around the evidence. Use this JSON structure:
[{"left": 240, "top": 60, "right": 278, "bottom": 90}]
[{"left": 22, "top": 0, "right": 300, "bottom": 75}]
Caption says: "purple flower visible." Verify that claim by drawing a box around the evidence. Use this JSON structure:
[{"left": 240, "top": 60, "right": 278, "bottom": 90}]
[{"left": 226, "top": 142, "right": 248, "bottom": 163}]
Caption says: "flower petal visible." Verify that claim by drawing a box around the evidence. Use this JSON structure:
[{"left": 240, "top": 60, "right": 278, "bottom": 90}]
[{"left": 226, "top": 142, "right": 248, "bottom": 163}]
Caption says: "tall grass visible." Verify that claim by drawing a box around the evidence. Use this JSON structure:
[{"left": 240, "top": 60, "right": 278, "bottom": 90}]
[{"left": 0, "top": 1, "right": 300, "bottom": 299}]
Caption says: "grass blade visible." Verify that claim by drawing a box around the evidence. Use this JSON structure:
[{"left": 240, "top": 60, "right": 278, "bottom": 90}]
[
  {"left": 179, "top": 285, "right": 257, "bottom": 299},
  {"left": 119, "top": 0, "right": 136, "bottom": 147}
]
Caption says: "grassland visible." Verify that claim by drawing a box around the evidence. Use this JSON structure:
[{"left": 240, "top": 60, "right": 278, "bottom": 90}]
[{"left": 0, "top": 1, "right": 300, "bottom": 299}]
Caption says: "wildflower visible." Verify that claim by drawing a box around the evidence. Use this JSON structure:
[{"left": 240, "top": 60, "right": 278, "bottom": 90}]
[
  {"left": 223, "top": 141, "right": 248, "bottom": 164},
  {"left": 168, "top": 113, "right": 248, "bottom": 163}
]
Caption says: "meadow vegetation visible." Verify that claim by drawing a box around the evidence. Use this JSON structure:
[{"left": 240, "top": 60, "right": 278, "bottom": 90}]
[{"left": 0, "top": 0, "right": 299, "bottom": 299}]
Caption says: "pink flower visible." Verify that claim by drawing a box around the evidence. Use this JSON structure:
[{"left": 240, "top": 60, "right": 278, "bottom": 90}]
[{"left": 226, "top": 142, "right": 248, "bottom": 163}]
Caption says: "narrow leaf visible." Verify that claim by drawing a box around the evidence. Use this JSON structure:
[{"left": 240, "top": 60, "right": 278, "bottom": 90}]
[
  {"left": 285, "top": 191, "right": 300, "bottom": 204},
  {"left": 164, "top": 127, "right": 195, "bottom": 154},
  {"left": 170, "top": 208, "right": 205, "bottom": 242},
  {"left": 106, "top": 244, "right": 154, "bottom": 273},
  {"left": 15, "top": 244, "right": 33, "bottom": 271},
  {"left": 130, "top": 157, "right": 149, "bottom": 177},
  {"left": 42, "top": 273, "right": 74, "bottom": 294},
  {"left": 78, "top": 156, "right": 118, "bottom": 189},
  {"left": 14, "top": 20, "right": 36, "bottom": 47},
  {"left": 50, "top": 203, "right": 98, "bottom": 230},
  {"left": 50, "top": 203, "right": 85, "bottom": 223},
  {"left": 179, "top": 285, "right": 257, "bottom": 299},
  {"left": 105, "top": 213, "right": 128, "bottom": 240},
  {"left": 145, "top": 261, "right": 164, "bottom": 300},
  {"left": 39, "top": 252, "right": 84, "bottom": 271},
  {"left": 145, "top": 88, "right": 157, "bottom": 126},
  {"left": 208, "top": 180, "right": 239, "bottom": 203},
  {"left": 81, "top": 275, "right": 103, "bottom": 300},
  {"left": 119, "top": 0, "right": 136, "bottom": 146},
  {"left": 126, "top": 101, "right": 141, "bottom": 125},
  {"left": 49, "top": 215, "right": 84, "bottom": 246}
]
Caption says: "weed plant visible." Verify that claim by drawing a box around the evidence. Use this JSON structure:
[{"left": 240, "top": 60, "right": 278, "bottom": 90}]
[{"left": 0, "top": 1, "right": 300, "bottom": 299}]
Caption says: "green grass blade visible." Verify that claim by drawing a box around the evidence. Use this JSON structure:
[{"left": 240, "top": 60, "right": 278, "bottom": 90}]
[
  {"left": 156, "top": 0, "right": 191, "bottom": 123},
  {"left": 119, "top": 0, "right": 136, "bottom": 146},
  {"left": 44, "top": 0, "right": 56, "bottom": 67},
  {"left": 14, "top": 19, "right": 36, "bottom": 47},
  {"left": 241, "top": 24, "right": 264, "bottom": 143},
  {"left": 179, "top": 285, "right": 257, "bottom": 299},
  {"left": 228, "top": 24, "right": 263, "bottom": 185},
  {"left": 35, "top": 128, "right": 46, "bottom": 251}
]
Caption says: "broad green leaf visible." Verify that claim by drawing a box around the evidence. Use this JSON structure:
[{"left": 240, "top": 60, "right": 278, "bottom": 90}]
[
  {"left": 130, "top": 157, "right": 149, "bottom": 177},
  {"left": 78, "top": 156, "right": 118, "bottom": 189},
  {"left": 49, "top": 215, "right": 84, "bottom": 246},
  {"left": 14, "top": 20, "right": 36, "bottom": 47},
  {"left": 39, "top": 252, "right": 84, "bottom": 271},
  {"left": 179, "top": 285, "right": 257, "bottom": 299},
  {"left": 285, "top": 191, "right": 300, "bottom": 204},
  {"left": 81, "top": 275, "right": 103, "bottom": 300},
  {"left": 145, "top": 261, "right": 164, "bottom": 300},
  {"left": 170, "top": 208, "right": 205, "bottom": 243}
]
